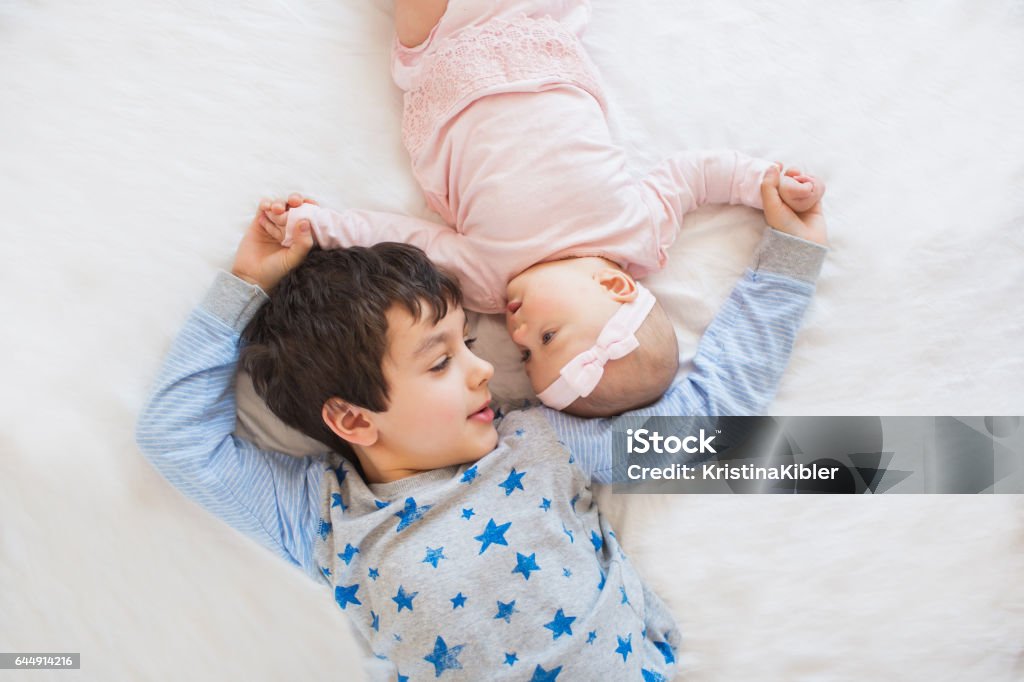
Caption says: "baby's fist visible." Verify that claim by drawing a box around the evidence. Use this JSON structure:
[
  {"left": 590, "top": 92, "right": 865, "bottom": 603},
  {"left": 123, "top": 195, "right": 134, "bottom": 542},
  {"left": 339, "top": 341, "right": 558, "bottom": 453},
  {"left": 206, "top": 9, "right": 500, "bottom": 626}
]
[
  {"left": 259, "top": 193, "right": 318, "bottom": 246},
  {"left": 777, "top": 165, "right": 826, "bottom": 214}
]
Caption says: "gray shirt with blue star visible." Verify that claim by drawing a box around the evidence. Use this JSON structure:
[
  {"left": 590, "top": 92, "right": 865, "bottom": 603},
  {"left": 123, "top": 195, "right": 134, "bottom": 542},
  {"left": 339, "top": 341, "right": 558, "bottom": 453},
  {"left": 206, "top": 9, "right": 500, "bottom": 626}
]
[{"left": 316, "top": 408, "right": 679, "bottom": 681}]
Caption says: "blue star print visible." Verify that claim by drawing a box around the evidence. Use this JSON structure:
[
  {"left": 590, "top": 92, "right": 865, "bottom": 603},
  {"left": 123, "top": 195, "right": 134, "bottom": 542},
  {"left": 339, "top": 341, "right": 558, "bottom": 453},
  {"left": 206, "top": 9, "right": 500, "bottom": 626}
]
[
  {"left": 563, "top": 568, "right": 572, "bottom": 578},
  {"left": 320, "top": 566, "right": 331, "bottom": 578},
  {"left": 620, "top": 586, "right": 630, "bottom": 605},
  {"left": 450, "top": 592, "right": 467, "bottom": 609},
  {"left": 331, "top": 492, "right": 347, "bottom": 511},
  {"left": 504, "top": 652, "right": 518, "bottom": 666},
  {"left": 423, "top": 636, "right": 464, "bottom": 677},
  {"left": 512, "top": 552, "right": 541, "bottom": 580},
  {"left": 494, "top": 599, "right": 518, "bottom": 623},
  {"left": 641, "top": 670, "right": 667, "bottom": 682},
  {"left": 590, "top": 530, "right": 603, "bottom": 552},
  {"left": 530, "top": 664, "right": 563, "bottom": 681},
  {"left": 598, "top": 569, "right": 606, "bottom": 591},
  {"left": 394, "top": 497, "right": 432, "bottom": 532},
  {"left": 338, "top": 543, "right": 360, "bottom": 565},
  {"left": 397, "top": 675, "right": 408, "bottom": 682},
  {"left": 461, "top": 508, "right": 475, "bottom": 520},
  {"left": 374, "top": 499, "right": 391, "bottom": 509},
  {"left": 543, "top": 609, "right": 576, "bottom": 640},
  {"left": 475, "top": 518, "right": 511, "bottom": 555},
  {"left": 539, "top": 498, "right": 551, "bottom": 511},
  {"left": 570, "top": 494, "right": 579, "bottom": 511},
  {"left": 392, "top": 585, "right": 418, "bottom": 613},
  {"left": 333, "top": 466, "right": 347, "bottom": 486},
  {"left": 615, "top": 634, "right": 633, "bottom": 662},
  {"left": 562, "top": 523, "right": 574, "bottom": 543},
  {"left": 370, "top": 610, "right": 380, "bottom": 632},
  {"left": 460, "top": 465, "right": 478, "bottom": 484},
  {"left": 498, "top": 468, "right": 527, "bottom": 496},
  {"left": 587, "top": 630, "right": 597, "bottom": 644},
  {"left": 333, "top": 583, "right": 361, "bottom": 610},
  {"left": 368, "top": 567, "right": 380, "bottom": 581},
  {"left": 423, "top": 546, "right": 447, "bottom": 568},
  {"left": 654, "top": 640, "right": 676, "bottom": 665},
  {"left": 317, "top": 519, "right": 332, "bottom": 540},
  {"left": 514, "top": 428, "right": 525, "bottom": 437}
]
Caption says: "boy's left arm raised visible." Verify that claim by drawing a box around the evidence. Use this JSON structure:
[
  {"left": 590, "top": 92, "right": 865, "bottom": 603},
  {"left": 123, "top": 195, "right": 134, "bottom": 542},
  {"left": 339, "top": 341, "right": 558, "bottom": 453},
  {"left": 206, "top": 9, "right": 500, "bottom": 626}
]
[{"left": 135, "top": 213, "right": 325, "bottom": 582}]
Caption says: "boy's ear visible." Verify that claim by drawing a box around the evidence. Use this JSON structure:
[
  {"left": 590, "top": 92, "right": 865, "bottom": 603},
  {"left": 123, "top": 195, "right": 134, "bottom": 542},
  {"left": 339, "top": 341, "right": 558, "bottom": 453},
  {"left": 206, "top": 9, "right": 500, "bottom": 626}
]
[
  {"left": 594, "top": 269, "right": 638, "bottom": 303},
  {"left": 322, "top": 398, "right": 378, "bottom": 447}
]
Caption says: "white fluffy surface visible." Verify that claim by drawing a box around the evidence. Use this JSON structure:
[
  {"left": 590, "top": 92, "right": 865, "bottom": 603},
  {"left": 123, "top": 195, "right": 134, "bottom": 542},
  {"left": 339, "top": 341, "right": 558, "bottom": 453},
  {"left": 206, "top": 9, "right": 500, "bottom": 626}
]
[{"left": 2, "top": 1, "right": 1023, "bottom": 680}]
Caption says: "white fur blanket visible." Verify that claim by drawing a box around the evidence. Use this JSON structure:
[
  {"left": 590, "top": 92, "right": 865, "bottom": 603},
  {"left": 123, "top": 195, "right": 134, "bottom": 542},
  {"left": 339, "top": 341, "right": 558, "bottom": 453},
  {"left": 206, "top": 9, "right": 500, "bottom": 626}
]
[{"left": 2, "top": 1, "right": 1022, "bottom": 680}]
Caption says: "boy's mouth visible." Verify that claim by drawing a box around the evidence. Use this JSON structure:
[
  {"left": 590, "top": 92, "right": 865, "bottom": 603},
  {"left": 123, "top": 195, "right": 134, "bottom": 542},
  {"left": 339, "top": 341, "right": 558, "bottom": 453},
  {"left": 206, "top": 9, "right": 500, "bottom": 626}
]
[{"left": 468, "top": 398, "right": 494, "bottom": 423}]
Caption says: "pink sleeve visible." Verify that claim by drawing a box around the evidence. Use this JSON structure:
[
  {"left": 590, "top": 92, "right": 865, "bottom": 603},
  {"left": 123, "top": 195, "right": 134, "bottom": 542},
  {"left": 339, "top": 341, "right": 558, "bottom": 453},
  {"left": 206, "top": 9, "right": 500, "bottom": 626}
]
[
  {"left": 283, "top": 204, "right": 498, "bottom": 311},
  {"left": 640, "top": 150, "right": 773, "bottom": 223}
]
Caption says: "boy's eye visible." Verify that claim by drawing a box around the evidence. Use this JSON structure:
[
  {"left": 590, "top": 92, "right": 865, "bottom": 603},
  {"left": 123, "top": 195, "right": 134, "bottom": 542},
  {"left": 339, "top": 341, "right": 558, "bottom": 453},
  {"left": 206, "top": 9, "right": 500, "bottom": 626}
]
[
  {"left": 520, "top": 349, "right": 531, "bottom": 363},
  {"left": 542, "top": 331, "right": 556, "bottom": 345},
  {"left": 430, "top": 356, "right": 451, "bottom": 373},
  {"left": 464, "top": 336, "right": 477, "bottom": 349}
]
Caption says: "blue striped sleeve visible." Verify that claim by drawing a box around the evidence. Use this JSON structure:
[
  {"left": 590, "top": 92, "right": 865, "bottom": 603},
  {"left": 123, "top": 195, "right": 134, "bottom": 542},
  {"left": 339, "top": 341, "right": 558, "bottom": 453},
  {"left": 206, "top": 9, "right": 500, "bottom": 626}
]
[
  {"left": 546, "top": 229, "right": 826, "bottom": 484},
  {"left": 135, "top": 272, "right": 326, "bottom": 582}
]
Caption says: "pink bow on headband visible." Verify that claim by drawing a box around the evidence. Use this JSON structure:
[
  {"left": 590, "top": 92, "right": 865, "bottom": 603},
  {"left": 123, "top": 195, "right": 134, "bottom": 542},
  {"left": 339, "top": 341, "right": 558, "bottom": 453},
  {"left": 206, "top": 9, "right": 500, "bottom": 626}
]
[{"left": 536, "top": 284, "right": 656, "bottom": 410}]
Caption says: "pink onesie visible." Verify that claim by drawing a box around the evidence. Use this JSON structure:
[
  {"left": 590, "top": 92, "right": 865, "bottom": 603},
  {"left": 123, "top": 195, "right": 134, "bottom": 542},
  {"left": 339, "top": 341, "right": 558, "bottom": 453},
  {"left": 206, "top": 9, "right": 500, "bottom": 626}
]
[{"left": 287, "top": 0, "right": 771, "bottom": 313}]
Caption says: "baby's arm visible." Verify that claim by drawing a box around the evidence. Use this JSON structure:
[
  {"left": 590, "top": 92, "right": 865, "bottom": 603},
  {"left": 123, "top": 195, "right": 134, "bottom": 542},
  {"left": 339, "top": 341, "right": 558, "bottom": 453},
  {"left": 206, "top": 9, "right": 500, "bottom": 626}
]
[
  {"left": 261, "top": 196, "right": 485, "bottom": 293},
  {"left": 641, "top": 150, "right": 825, "bottom": 229},
  {"left": 136, "top": 210, "right": 325, "bottom": 581}
]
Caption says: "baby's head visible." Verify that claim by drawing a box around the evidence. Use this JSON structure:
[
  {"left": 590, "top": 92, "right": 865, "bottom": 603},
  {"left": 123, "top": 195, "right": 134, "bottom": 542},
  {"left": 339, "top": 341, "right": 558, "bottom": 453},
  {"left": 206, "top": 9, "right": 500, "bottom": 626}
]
[
  {"left": 242, "top": 244, "right": 497, "bottom": 483},
  {"left": 506, "top": 257, "right": 679, "bottom": 417}
]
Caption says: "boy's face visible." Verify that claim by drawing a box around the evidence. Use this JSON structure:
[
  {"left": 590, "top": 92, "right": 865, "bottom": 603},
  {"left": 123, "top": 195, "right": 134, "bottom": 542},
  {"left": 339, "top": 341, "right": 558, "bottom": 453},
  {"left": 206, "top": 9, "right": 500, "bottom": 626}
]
[{"left": 371, "top": 303, "right": 498, "bottom": 472}]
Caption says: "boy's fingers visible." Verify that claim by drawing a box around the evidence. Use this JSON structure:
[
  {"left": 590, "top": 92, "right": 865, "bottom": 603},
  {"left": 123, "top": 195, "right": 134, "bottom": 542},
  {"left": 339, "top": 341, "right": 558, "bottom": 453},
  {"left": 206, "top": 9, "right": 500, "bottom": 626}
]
[
  {"left": 287, "top": 193, "right": 304, "bottom": 207},
  {"left": 784, "top": 167, "right": 803, "bottom": 178},
  {"left": 289, "top": 220, "right": 315, "bottom": 257},
  {"left": 760, "top": 165, "right": 786, "bottom": 211}
]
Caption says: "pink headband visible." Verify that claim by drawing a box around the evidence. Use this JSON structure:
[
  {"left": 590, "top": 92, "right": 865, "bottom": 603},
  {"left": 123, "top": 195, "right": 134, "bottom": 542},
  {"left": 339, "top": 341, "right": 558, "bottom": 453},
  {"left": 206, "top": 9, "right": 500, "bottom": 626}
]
[{"left": 536, "top": 283, "right": 656, "bottom": 410}]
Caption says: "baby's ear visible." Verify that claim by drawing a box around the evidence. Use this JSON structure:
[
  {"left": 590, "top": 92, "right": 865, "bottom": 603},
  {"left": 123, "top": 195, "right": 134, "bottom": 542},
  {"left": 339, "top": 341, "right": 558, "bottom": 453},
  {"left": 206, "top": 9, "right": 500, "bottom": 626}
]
[
  {"left": 322, "top": 398, "right": 378, "bottom": 447},
  {"left": 594, "top": 269, "right": 638, "bottom": 302}
]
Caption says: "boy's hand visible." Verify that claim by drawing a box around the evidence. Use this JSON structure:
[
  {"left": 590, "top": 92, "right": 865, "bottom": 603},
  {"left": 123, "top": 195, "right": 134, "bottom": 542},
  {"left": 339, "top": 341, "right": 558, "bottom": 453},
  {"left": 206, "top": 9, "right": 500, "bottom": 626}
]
[
  {"left": 761, "top": 164, "right": 828, "bottom": 246},
  {"left": 259, "top": 193, "right": 318, "bottom": 246},
  {"left": 231, "top": 207, "right": 315, "bottom": 291}
]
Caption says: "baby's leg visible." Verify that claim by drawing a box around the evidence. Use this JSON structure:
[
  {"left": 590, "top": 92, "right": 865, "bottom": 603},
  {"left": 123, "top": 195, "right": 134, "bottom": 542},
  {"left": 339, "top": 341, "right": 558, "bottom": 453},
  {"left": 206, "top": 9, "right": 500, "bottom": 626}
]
[{"left": 395, "top": 0, "right": 449, "bottom": 48}]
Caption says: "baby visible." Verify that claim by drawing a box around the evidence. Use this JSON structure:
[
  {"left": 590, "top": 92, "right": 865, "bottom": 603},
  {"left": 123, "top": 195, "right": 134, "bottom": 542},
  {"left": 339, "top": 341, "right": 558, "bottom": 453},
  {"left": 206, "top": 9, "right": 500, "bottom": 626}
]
[{"left": 261, "top": 0, "right": 824, "bottom": 418}]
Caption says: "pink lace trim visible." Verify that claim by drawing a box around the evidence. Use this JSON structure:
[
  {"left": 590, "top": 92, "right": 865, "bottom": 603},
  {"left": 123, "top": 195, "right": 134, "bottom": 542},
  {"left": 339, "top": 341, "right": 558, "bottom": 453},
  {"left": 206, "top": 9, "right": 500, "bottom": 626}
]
[{"left": 402, "top": 15, "right": 606, "bottom": 160}]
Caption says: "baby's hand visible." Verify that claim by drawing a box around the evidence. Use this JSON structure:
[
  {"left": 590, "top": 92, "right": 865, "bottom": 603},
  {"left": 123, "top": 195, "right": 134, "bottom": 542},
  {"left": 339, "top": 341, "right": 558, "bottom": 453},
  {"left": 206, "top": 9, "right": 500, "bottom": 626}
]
[
  {"left": 258, "top": 193, "right": 318, "bottom": 246},
  {"left": 776, "top": 164, "right": 826, "bottom": 214}
]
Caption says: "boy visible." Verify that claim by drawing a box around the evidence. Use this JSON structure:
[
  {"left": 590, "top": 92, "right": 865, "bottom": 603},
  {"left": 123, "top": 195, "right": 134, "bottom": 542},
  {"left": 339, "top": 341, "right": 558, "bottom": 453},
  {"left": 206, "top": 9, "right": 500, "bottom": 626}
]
[{"left": 136, "top": 167, "right": 827, "bottom": 679}]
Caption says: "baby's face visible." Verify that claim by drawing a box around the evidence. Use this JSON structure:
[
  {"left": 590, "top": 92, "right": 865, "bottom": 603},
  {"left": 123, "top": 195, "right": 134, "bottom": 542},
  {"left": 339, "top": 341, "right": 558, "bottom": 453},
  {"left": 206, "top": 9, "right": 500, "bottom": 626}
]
[{"left": 505, "top": 261, "right": 621, "bottom": 397}]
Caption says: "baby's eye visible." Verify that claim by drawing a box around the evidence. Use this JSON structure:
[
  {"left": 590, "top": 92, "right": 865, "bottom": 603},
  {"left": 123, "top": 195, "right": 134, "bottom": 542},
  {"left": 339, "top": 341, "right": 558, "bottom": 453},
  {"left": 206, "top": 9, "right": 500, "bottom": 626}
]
[
  {"left": 464, "top": 336, "right": 477, "bottom": 349},
  {"left": 520, "top": 349, "right": 532, "bottom": 363},
  {"left": 542, "top": 331, "right": 556, "bottom": 345},
  {"left": 430, "top": 356, "right": 451, "bottom": 373}
]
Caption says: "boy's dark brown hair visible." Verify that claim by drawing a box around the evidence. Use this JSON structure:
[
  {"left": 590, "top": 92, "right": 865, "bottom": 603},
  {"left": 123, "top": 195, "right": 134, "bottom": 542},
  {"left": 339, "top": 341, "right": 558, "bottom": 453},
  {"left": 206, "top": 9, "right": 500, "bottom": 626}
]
[{"left": 241, "top": 243, "right": 462, "bottom": 456}]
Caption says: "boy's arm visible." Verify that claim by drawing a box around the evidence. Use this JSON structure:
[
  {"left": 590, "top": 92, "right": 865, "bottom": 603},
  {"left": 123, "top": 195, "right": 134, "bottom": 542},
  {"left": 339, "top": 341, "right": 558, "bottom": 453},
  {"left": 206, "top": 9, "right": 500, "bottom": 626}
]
[
  {"left": 545, "top": 227, "right": 828, "bottom": 485},
  {"left": 136, "top": 213, "right": 327, "bottom": 581}
]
